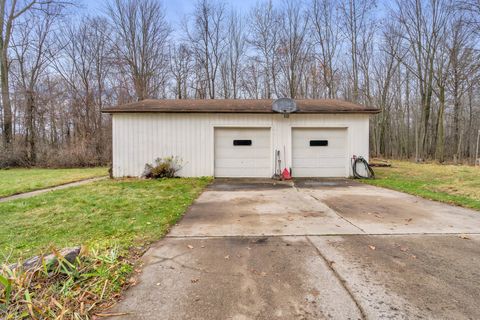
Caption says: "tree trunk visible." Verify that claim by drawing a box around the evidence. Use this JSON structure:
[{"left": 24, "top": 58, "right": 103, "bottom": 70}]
[
  {"left": 1, "top": 52, "right": 12, "bottom": 149},
  {"left": 25, "top": 90, "right": 36, "bottom": 164},
  {"left": 435, "top": 85, "right": 445, "bottom": 162}
]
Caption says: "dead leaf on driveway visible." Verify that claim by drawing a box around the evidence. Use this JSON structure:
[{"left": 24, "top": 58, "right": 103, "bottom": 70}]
[
  {"left": 405, "top": 218, "right": 413, "bottom": 223},
  {"left": 459, "top": 234, "right": 471, "bottom": 240},
  {"left": 368, "top": 245, "right": 376, "bottom": 250},
  {"left": 191, "top": 278, "right": 199, "bottom": 283},
  {"left": 310, "top": 289, "right": 320, "bottom": 297}
]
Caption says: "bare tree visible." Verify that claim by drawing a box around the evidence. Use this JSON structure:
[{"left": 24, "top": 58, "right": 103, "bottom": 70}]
[
  {"left": 446, "top": 16, "right": 479, "bottom": 161},
  {"left": 394, "top": 0, "right": 450, "bottom": 160},
  {"left": 277, "top": 0, "right": 310, "bottom": 98},
  {"left": 310, "top": 0, "right": 341, "bottom": 98},
  {"left": 248, "top": 0, "right": 280, "bottom": 98},
  {"left": 241, "top": 58, "right": 261, "bottom": 99},
  {"left": 371, "top": 22, "right": 402, "bottom": 156},
  {"left": 339, "top": 0, "right": 375, "bottom": 103},
  {"left": 106, "top": 0, "right": 171, "bottom": 100},
  {"left": 51, "top": 16, "right": 112, "bottom": 161},
  {"left": 458, "top": 0, "right": 480, "bottom": 31},
  {"left": 432, "top": 19, "right": 450, "bottom": 162},
  {"left": 226, "top": 9, "right": 245, "bottom": 99},
  {"left": 170, "top": 43, "right": 192, "bottom": 99},
  {"left": 10, "top": 4, "right": 60, "bottom": 163},
  {"left": 0, "top": 0, "right": 63, "bottom": 150},
  {"left": 185, "top": 0, "right": 226, "bottom": 99}
]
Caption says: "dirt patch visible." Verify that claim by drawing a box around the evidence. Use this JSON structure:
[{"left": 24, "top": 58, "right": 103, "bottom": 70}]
[{"left": 323, "top": 195, "right": 431, "bottom": 224}]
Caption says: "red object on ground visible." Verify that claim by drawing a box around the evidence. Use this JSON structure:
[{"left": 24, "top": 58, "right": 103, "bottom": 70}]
[{"left": 282, "top": 168, "right": 292, "bottom": 180}]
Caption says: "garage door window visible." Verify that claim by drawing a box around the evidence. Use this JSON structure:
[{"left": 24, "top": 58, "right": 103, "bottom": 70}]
[
  {"left": 233, "top": 139, "right": 252, "bottom": 146},
  {"left": 310, "top": 140, "right": 328, "bottom": 146}
]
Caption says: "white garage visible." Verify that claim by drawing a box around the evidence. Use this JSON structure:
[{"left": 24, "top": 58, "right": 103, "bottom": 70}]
[
  {"left": 103, "top": 99, "right": 379, "bottom": 178},
  {"left": 292, "top": 128, "right": 348, "bottom": 177},
  {"left": 214, "top": 127, "right": 271, "bottom": 177}
]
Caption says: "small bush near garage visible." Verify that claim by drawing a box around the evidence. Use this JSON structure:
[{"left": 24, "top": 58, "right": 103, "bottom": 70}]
[{"left": 142, "top": 157, "right": 183, "bottom": 179}]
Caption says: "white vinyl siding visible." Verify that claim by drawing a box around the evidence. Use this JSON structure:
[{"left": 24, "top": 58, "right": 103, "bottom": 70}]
[
  {"left": 292, "top": 128, "right": 348, "bottom": 177},
  {"left": 111, "top": 113, "right": 370, "bottom": 178},
  {"left": 214, "top": 128, "right": 271, "bottom": 177}
]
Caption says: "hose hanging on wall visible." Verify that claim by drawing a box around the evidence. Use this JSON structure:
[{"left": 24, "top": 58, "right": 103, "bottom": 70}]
[{"left": 352, "top": 156, "right": 375, "bottom": 179}]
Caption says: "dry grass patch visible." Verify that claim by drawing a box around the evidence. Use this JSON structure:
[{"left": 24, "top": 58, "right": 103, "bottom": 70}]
[{"left": 361, "top": 160, "right": 480, "bottom": 210}]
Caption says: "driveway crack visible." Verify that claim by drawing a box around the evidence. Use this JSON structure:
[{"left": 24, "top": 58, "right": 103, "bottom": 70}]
[
  {"left": 307, "top": 192, "right": 367, "bottom": 234},
  {"left": 151, "top": 253, "right": 244, "bottom": 278},
  {"left": 306, "top": 236, "right": 366, "bottom": 320}
]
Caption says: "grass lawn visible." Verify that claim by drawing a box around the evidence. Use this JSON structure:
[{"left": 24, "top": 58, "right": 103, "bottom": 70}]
[
  {"left": 0, "top": 177, "right": 211, "bottom": 261},
  {"left": 0, "top": 167, "right": 108, "bottom": 198},
  {"left": 0, "top": 177, "right": 210, "bottom": 318},
  {"left": 361, "top": 160, "right": 480, "bottom": 210}
]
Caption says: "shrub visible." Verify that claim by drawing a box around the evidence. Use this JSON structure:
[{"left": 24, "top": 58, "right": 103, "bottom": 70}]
[
  {"left": 142, "top": 156, "right": 183, "bottom": 179},
  {"left": 0, "top": 139, "right": 111, "bottom": 168},
  {"left": 0, "top": 146, "right": 30, "bottom": 168}
]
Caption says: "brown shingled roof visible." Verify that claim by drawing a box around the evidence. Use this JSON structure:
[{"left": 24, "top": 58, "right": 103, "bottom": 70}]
[{"left": 101, "top": 99, "right": 380, "bottom": 114}]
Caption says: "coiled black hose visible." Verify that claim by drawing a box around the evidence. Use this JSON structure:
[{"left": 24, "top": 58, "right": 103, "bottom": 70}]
[{"left": 352, "top": 156, "right": 375, "bottom": 179}]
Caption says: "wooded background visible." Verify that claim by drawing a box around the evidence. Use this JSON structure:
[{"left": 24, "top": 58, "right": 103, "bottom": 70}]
[{"left": 0, "top": 0, "right": 479, "bottom": 167}]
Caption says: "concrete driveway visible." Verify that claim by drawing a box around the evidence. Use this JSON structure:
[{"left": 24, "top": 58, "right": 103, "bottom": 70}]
[{"left": 108, "top": 179, "right": 480, "bottom": 319}]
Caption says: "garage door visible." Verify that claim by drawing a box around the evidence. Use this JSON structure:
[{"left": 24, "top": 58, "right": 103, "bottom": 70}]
[
  {"left": 292, "top": 128, "right": 347, "bottom": 177},
  {"left": 214, "top": 128, "right": 271, "bottom": 177}
]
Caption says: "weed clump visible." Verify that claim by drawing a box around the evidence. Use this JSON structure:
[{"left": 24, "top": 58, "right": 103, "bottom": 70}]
[
  {"left": 0, "top": 246, "right": 138, "bottom": 319},
  {"left": 142, "top": 157, "right": 183, "bottom": 179}
]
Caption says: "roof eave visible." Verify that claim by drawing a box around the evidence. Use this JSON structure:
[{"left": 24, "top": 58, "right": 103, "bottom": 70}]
[{"left": 101, "top": 109, "right": 381, "bottom": 114}]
